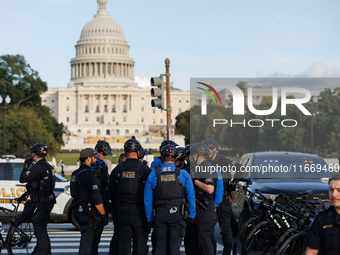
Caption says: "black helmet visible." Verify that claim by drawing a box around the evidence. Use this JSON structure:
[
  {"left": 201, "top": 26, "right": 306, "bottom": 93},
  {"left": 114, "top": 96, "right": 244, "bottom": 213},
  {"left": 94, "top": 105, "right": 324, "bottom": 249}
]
[
  {"left": 176, "top": 147, "right": 185, "bottom": 160},
  {"left": 161, "top": 144, "right": 178, "bottom": 158},
  {"left": 139, "top": 147, "right": 146, "bottom": 159},
  {"left": 124, "top": 138, "right": 141, "bottom": 152},
  {"left": 95, "top": 140, "right": 113, "bottom": 156},
  {"left": 190, "top": 143, "right": 210, "bottom": 159},
  {"left": 183, "top": 145, "right": 190, "bottom": 157},
  {"left": 29, "top": 143, "right": 48, "bottom": 157},
  {"left": 203, "top": 138, "right": 219, "bottom": 150},
  {"left": 160, "top": 140, "right": 178, "bottom": 149}
]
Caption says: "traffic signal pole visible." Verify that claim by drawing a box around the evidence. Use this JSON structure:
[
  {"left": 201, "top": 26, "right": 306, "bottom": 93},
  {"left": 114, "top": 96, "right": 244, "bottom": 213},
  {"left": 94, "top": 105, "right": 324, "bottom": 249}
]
[
  {"left": 150, "top": 58, "right": 172, "bottom": 140},
  {"left": 165, "top": 58, "right": 171, "bottom": 140}
]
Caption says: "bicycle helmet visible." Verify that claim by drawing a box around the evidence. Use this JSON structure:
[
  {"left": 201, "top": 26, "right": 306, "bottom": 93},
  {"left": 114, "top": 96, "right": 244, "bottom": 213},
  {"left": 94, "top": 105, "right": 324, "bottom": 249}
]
[
  {"left": 190, "top": 143, "right": 210, "bottom": 159},
  {"left": 29, "top": 143, "right": 48, "bottom": 157},
  {"left": 161, "top": 144, "right": 179, "bottom": 158},
  {"left": 203, "top": 138, "right": 219, "bottom": 150},
  {"left": 95, "top": 140, "right": 113, "bottom": 156},
  {"left": 124, "top": 137, "right": 141, "bottom": 152},
  {"left": 160, "top": 140, "right": 179, "bottom": 149}
]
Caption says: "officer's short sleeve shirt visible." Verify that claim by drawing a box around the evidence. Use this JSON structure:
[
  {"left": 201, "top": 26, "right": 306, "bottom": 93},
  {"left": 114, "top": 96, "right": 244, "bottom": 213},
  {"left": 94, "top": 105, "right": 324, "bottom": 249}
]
[{"left": 305, "top": 207, "right": 340, "bottom": 255}]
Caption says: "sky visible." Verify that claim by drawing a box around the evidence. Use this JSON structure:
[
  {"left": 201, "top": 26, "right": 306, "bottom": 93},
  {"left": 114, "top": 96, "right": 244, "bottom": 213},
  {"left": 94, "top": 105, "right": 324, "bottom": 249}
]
[{"left": 1, "top": 0, "right": 339, "bottom": 92}]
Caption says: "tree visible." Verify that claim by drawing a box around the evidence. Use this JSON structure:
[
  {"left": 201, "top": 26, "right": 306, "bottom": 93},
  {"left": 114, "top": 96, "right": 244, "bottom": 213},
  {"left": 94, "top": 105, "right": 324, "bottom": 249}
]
[
  {"left": 0, "top": 55, "right": 64, "bottom": 154},
  {"left": 0, "top": 55, "right": 47, "bottom": 107}
]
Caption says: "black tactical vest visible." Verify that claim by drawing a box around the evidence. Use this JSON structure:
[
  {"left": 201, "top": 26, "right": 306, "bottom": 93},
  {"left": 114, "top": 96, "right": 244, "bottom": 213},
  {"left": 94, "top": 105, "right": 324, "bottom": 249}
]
[
  {"left": 117, "top": 161, "right": 144, "bottom": 198},
  {"left": 154, "top": 165, "right": 186, "bottom": 206},
  {"left": 70, "top": 168, "right": 93, "bottom": 204},
  {"left": 29, "top": 161, "right": 55, "bottom": 203}
]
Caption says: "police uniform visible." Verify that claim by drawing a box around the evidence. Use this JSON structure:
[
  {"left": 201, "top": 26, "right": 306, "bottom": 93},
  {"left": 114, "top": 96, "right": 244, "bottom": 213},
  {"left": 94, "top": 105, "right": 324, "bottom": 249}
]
[
  {"left": 71, "top": 163, "right": 104, "bottom": 255},
  {"left": 305, "top": 206, "right": 340, "bottom": 255},
  {"left": 144, "top": 162, "right": 196, "bottom": 255},
  {"left": 194, "top": 160, "right": 217, "bottom": 255},
  {"left": 92, "top": 158, "right": 109, "bottom": 209},
  {"left": 19, "top": 158, "right": 55, "bottom": 255},
  {"left": 109, "top": 158, "right": 151, "bottom": 255},
  {"left": 150, "top": 157, "right": 162, "bottom": 171},
  {"left": 210, "top": 155, "right": 240, "bottom": 255}
]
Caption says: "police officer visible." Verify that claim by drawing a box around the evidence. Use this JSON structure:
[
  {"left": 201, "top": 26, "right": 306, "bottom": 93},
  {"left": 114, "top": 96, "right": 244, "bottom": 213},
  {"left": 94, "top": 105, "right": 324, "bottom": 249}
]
[
  {"left": 109, "top": 137, "right": 151, "bottom": 255},
  {"left": 93, "top": 140, "right": 112, "bottom": 210},
  {"left": 70, "top": 148, "right": 108, "bottom": 255},
  {"left": 19, "top": 143, "right": 55, "bottom": 255},
  {"left": 305, "top": 174, "right": 340, "bottom": 255},
  {"left": 188, "top": 143, "right": 217, "bottom": 255},
  {"left": 204, "top": 138, "right": 241, "bottom": 255},
  {"left": 150, "top": 140, "right": 179, "bottom": 171},
  {"left": 144, "top": 144, "right": 196, "bottom": 255}
]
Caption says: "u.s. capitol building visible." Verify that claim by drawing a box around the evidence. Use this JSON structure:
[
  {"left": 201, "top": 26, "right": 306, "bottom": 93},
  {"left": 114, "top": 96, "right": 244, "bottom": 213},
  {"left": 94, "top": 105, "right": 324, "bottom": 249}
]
[{"left": 41, "top": 0, "right": 189, "bottom": 149}]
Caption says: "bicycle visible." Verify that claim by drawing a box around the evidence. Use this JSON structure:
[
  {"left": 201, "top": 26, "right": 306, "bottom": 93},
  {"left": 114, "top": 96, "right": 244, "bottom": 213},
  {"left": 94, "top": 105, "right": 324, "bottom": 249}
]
[
  {"left": 0, "top": 194, "right": 35, "bottom": 255},
  {"left": 241, "top": 194, "right": 299, "bottom": 255},
  {"left": 232, "top": 187, "right": 273, "bottom": 255}
]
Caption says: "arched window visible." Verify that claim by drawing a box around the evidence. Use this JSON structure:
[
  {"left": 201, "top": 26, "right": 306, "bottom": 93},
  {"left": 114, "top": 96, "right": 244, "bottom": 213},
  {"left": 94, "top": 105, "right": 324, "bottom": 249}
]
[
  {"left": 94, "top": 47, "right": 96, "bottom": 54},
  {"left": 116, "top": 129, "right": 120, "bottom": 135},
  {"left": 125, "top": 129, "right": 129, "bottom": 134},
  {"left": 135, "top": 129, "right": 139, "bottom": 134},
  {"left": 97, "top": 129, "right": 101, "bottom": 136},
  {"left": 98, "top": 47, "right": 100, "bottom": 54},
  {"left": 77, "top": 129, "right": 81, "bottom": 133},
  {"left": 89, "top": 47, "right": 91, "bottom": 54},
  {"left": 87, "top": 129, "right": 91, "bottom": 134},
  {"left": 106, "top": 129, "right": 110, "bottom": 135}
]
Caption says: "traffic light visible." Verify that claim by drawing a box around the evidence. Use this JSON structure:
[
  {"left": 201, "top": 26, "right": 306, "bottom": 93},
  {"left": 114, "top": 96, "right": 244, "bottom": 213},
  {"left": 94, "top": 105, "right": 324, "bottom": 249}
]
[{"left": 150, "top": 76, "right": 165, "bottom": 109}]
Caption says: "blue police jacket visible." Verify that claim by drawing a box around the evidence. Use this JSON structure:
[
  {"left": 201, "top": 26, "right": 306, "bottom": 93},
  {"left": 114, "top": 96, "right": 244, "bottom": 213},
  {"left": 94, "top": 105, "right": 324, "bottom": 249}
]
[
  {"left": 91, "top": 158, "right": 108, "bottom": 172},
  {"left": 150, "top": 157, "right": 162, "bottom": 171},
  {"left": 144, "top": 162, "right": 196, "bottom": 222},
  {"left": 213, "top": 163, "right": 224, "bottom": 207}
]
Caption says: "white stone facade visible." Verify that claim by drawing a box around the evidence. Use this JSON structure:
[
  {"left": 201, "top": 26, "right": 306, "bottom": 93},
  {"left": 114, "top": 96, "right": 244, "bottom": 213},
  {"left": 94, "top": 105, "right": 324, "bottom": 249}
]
[{"left": 41, "top": 0, "right": 190, "bottom": 149}]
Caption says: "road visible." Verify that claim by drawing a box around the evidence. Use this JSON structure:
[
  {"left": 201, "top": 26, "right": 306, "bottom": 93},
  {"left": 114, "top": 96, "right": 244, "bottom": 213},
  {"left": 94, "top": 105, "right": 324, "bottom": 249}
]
[{"left": 2, "top": 223, "right": 225, "bottom": 254}]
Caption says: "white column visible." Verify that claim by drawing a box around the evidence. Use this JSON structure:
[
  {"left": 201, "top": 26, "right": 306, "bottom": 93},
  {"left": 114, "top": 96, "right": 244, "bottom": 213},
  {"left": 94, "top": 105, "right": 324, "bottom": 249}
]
[
  {"left": 132, "top": 65, "right": 134, "bottom": 78},
  {"left": 108, "top": 95, "right": 112, "bottom": 113}
]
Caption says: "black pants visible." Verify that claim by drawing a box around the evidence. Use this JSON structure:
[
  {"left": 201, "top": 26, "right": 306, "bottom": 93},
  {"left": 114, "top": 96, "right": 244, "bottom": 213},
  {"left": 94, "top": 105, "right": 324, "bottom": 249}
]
[
  {"left": 79, "top": 227, "right": 103, "bottom": 255},
  {"left": 195, "top": 202, "right": 216, "bottom": 255},
  {"left": 218, "top": 197, "right": 232, "bottom": 255},
  {"left": 73, "top": 208, "right": 103, "bottom": 255},
  {"left": 117, "top": 206, "right": 149, "bottom": 255},
  {"left": 153, "top": 207, "right": 186, "bottom": 255},
  {"left": 109, "top": 221, "right": 120, "bottom": 255},
  {"left": 184, "top": 221, "right": 198, "bottom": 255},
  {"left": 31, "top": 202, "right": 54, "bottom": 255}
]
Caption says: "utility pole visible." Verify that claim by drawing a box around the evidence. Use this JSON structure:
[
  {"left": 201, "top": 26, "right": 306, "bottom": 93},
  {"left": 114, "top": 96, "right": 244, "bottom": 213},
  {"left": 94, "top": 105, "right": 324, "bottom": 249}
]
[
  {"left": 165, "top": 58, "right": 171, "bottom": 140},
  {"left": 150, "top": 58, "right": 172, "bottom": 140}
]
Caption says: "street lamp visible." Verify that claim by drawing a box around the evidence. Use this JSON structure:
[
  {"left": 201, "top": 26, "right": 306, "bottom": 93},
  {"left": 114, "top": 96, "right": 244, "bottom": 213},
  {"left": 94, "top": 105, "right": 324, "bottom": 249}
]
[{"left": 0, "top": 95, "right": 11, "bottom": 155}]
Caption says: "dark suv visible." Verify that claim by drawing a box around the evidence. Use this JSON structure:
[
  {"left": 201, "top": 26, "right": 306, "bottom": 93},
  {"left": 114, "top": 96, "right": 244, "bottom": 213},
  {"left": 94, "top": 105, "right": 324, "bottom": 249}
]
[{"left": 231, "top": 151, "right": 331, "bottom": 232}]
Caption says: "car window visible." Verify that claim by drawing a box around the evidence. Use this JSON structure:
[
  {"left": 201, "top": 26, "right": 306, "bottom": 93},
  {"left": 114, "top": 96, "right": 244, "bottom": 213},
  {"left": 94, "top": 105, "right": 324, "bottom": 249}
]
[
  {"left": 0, "top": 163, "right": 23, "bottom": 180},
  {"left": 251, "top": 156, "right": 330, "bottom": 178}
]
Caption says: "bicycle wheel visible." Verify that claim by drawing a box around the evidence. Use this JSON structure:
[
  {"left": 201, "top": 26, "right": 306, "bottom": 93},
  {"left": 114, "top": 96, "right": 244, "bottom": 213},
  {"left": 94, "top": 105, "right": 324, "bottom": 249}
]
[
  {"left": 241, "top": 220, "right": 275, "bottom": 255},
  {"left": 271, "top": 227, "right": 297, "bottom": 255},
  {"left": 7, "top": 217, "right": 36, "bottom": 255},
  {"left": 275, "top": 232, "right": 305, "bottom": 255},
  {"left": 233, "top": 217, "right": 259, "bottom": 255}
]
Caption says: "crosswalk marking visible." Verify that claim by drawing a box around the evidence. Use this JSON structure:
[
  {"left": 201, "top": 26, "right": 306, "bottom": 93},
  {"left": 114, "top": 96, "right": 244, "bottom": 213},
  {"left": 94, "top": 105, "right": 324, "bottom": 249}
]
[{"left": 2, "top": 229, "right": 224, "bottom": 254}]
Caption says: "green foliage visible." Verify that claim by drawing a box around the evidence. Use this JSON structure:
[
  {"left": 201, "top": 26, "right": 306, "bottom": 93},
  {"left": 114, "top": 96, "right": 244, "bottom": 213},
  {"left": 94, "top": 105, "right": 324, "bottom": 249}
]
[
  {"left": 0, "top": 54, "right": 64, "bottom": 155},
  {"left": 184, "top": 82, "right": 340, "bottom": 157}
]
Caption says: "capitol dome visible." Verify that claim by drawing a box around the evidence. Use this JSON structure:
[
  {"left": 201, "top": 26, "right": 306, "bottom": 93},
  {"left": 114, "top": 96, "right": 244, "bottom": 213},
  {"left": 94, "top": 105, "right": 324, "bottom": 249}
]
[
  {"left": 80, "top": 0, "right": 125, "bottom": 40},
  {"left": 69, "top": 0, "right": 136, "bottom": 86}
]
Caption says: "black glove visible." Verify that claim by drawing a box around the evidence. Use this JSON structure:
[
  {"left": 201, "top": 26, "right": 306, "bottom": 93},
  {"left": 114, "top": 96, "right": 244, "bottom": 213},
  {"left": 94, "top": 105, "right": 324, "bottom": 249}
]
[
  {"left": 186, "top": 217, "right": 194, "bottom": 225},
  {"left": 147, "top": 221, "right": 153, "bottom": 229},
  {"left": 100, "top": 214, "right": 108, "bottom": 226},
  {"left": 24, "top": 158, "right": 33, "bottom": 168}
]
